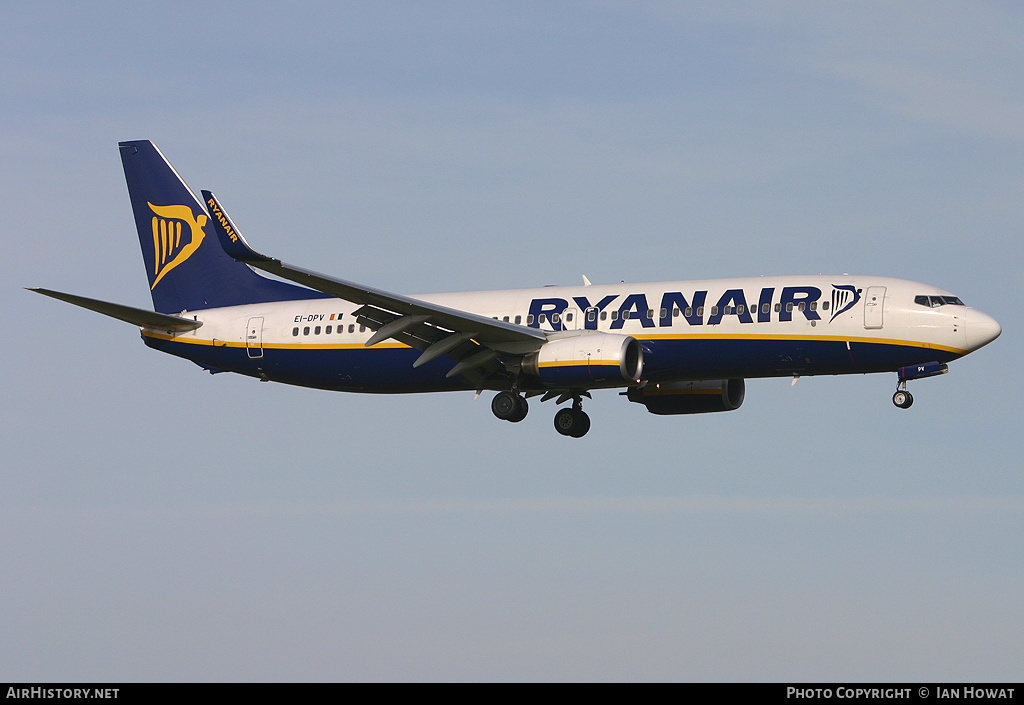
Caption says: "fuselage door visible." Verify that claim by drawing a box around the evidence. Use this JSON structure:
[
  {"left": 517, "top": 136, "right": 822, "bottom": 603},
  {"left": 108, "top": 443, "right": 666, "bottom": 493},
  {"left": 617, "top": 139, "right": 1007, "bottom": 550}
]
[
  {"left": 246, "top": 316, "right": 264, "bottom": 358},
  {"left": 864, "top": 286, "right": 886, "bottom": 329}
]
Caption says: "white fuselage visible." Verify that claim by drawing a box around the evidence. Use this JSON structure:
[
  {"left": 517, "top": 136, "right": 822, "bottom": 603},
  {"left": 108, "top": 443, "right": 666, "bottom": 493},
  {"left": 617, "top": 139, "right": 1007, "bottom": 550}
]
[{"left": 141, "top": 274, "right": 999, "bottom": 393}]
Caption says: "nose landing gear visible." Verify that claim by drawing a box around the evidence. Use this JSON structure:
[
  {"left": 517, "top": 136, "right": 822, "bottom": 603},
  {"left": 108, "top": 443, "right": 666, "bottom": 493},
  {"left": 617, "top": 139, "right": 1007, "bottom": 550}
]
[
  {"left": 893, "top": 361, "right": 948, "bottom": 408},
  {"left": 892, "top": 388, "right": 914, "bottom": 409},
  {"left": 892, "top": 380, "right": 914, "bottom": 409}
]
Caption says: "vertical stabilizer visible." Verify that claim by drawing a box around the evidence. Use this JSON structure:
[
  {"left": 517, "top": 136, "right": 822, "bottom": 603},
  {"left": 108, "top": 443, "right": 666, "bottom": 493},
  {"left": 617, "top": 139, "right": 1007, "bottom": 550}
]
[{"left": 119, "top": 140, "right": 323, "bottom": 312}]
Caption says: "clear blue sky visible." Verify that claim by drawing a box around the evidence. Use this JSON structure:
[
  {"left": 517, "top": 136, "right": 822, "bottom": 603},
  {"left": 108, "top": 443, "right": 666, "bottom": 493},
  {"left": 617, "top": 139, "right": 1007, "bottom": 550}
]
[{"left": 2, "top": 1, "right": 1021, "bottom": 681}]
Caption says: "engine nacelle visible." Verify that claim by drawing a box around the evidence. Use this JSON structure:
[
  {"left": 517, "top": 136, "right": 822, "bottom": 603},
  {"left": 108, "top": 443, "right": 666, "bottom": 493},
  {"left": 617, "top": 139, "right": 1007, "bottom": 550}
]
[
  {"left": 626, "top": 379, "right": 745, "bottom": 415},
  {"left": 523, "top": 333, "right": 643, "bottom": 387}
]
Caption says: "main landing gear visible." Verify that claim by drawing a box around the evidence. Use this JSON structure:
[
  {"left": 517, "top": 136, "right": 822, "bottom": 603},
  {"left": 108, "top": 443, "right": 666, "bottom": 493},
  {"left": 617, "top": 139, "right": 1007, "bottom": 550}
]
[
  {"left": 491, "top": 391, "right": 529, "bottom": 423},
  {"left": 491, "top": 390, "right": 592, "bottom": 437},
  {"left": 553, "top": 397, "right": 591, "bottom": 438}
]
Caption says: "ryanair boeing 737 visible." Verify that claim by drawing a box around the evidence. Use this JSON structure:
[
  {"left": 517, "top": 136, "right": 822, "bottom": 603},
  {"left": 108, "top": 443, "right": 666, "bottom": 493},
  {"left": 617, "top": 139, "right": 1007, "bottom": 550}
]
[{"left": 30, "top": 141, "right": 1001, "bottom": 437}]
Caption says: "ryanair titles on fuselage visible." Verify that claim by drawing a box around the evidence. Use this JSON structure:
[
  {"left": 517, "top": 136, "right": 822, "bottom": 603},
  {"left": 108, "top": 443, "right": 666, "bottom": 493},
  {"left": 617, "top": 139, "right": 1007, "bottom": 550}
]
[{"left": 527, "top": 284, "right": 862, "bottom": 330}]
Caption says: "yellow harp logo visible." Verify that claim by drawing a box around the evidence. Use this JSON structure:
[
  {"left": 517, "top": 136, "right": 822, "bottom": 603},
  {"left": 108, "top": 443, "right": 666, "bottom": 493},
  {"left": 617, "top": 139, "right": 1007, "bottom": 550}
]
[{"left": 147, "top": 202, "right": 207, "bottom": 289}]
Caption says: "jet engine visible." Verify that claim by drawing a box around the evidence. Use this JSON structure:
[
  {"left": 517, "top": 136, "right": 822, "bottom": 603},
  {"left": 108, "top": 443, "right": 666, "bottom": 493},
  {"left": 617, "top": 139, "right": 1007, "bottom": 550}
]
[
  {"left": 626, "top": 378, "right": 745, "bottom": 415},
  {"left": 522, "top": 333, "right": 643, "bottom": 387}
]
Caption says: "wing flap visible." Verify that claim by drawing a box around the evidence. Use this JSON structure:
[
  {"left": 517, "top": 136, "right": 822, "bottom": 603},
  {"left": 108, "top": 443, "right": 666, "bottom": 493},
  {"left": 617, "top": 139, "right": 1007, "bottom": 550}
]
[{"left": 354, "top": 305, "right": 506, "bottom": 380}]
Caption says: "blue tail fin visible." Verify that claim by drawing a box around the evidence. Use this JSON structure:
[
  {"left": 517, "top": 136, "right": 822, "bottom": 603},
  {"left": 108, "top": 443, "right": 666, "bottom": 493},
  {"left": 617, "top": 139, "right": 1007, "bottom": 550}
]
[{"left": 119, "top": 140, "right": 324, "bottom": 312}]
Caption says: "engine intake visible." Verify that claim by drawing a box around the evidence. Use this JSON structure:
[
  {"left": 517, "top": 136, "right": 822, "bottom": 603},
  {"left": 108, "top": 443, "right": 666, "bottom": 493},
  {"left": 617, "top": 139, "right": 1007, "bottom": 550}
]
[
  {"left": 627, "top": 379, "right": 745, "bottom": 415},
  {"left": 523, "top": 333, "right": 643, "bottom": 387}
]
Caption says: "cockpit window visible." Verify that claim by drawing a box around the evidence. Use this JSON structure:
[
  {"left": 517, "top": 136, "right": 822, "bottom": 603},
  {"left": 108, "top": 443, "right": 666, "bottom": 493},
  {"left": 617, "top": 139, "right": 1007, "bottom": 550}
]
[{"left": 915, "top": 295, "right": 965, "bottom": 308}]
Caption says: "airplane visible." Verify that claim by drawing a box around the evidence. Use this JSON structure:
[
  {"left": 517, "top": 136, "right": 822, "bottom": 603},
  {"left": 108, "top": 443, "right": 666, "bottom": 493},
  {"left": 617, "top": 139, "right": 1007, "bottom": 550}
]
[{"left": 30, "top": 140, "right": 1001, "bottom": 437}]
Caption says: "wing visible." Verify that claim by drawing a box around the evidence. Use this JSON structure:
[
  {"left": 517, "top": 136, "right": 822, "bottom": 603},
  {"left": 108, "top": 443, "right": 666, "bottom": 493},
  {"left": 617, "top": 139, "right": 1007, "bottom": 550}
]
[{"left": 202, "top": 191, "right": 547, "bottom": 387}]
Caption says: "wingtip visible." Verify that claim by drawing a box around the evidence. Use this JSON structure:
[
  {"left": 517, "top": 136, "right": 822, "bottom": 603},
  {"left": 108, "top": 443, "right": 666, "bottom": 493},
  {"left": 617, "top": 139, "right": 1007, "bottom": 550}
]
[{"left": 200, "top": 190, "right": 274, "bottom": 263}]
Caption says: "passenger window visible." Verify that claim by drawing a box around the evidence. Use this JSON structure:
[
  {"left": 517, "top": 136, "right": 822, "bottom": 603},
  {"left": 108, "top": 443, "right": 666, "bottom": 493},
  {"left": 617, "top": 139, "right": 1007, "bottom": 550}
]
[
  {"left": 646, "top": 309, "right": 654, "bottom": 319},
  {"left": 348, "top": 324, "right": 355, "bottom": 333},
  {"left": 809, "top": 302, "right": 816, "bottom": 311},
  {"left": 786, "top": 303, "right": 794, "bottom": 312},
  {"left": 515, "top": 315, "right": 522, "bottom": 324},
  {"left": 660, "top": 308, "right": 667, "bottom": 318},
  {"left": 292, "top": 327, "right": 299, "bottom": 336},
  {"left": 821, "top": 301, "right": 829, "bottom": 310},
  {"left": 775, "top": 303, "right": 781, "bottom": 313},
  {"left": 685, "top": 307, "right": 692, "bottom": 317},
  {"left": 314, "top": 326, "right": 321, "bottom": 334},
  {"left": 325, "top": 325, "right": 332, "bottom": 334},
  {"left": 503, "top": 316, "right": 509, "bottom": 322},
  {"left": 539, "top": 314, "right": 547, "bottom": 324},
  {"left": 527, "top": 314, "right": 534, "bottom": 324},
  {"left": 600, "top": 311, "right": 607, "bottom": 320},
  {"left": 303, "top": 326, "right": 310, "bottom": 335},
  {"left": 359, "top": 325, "right": 366, "bottom": 332},
  {"left": 710, "top": 306, "right": 719, "bottom": 316},
  {"left": 610, "top": 310, "right": 618, "bottom": 320},
  {"left": 762, "top": 303, "right": 770, "bottom": 314},
  {"left": 697, "top": 306, "right": 704, "bottom": 316}
]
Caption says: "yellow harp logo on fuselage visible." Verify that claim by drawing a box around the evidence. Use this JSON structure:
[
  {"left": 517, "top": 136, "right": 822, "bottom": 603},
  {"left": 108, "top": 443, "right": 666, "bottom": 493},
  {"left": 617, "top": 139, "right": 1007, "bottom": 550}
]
[{"left": 148, "top": 202, "right": 207, "bottom": 289}]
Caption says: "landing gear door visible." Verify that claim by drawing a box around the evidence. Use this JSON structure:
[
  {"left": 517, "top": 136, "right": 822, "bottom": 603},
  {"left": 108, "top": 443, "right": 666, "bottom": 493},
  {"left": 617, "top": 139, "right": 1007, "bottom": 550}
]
[
  {"left": 246, "top": 316, "right": 264, "bottom": 358},
  {"left": 864, "top": 286, "right": 885, "bottom": 329}
]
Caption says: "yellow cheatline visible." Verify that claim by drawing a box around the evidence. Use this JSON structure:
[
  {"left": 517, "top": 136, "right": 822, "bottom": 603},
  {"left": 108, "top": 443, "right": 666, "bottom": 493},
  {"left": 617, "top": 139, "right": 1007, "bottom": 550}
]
[
  {"left": 538, "top": 359, "right": 620, "bottom": 368},
  {"left": 634, "top": 332, "right": 966, "bottom": 355},
  {"left": 142, "top": 331, "right": 966, "bottom": 356},
  {"left": 141, "top": 331, "right": 410, "bottom": 350}
]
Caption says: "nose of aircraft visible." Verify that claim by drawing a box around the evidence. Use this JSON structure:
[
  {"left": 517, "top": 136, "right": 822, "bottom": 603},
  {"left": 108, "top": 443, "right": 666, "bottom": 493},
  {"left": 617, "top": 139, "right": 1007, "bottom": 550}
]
[{"left": 965, "top": 308, "right": 1002, "bottom": 351}]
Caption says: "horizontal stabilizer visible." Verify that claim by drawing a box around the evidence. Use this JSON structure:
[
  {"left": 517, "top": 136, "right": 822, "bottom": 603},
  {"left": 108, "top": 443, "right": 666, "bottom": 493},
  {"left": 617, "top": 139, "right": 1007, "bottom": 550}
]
[{"left": 28, "top": 288, "right": 203, "bottom": 331}]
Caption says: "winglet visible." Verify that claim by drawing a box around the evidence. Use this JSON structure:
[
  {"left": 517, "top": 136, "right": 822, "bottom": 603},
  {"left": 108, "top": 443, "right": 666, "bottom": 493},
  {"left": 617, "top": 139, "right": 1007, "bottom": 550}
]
[{"left": 200, "top": 190, "right": 274, "bottom": 263}]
